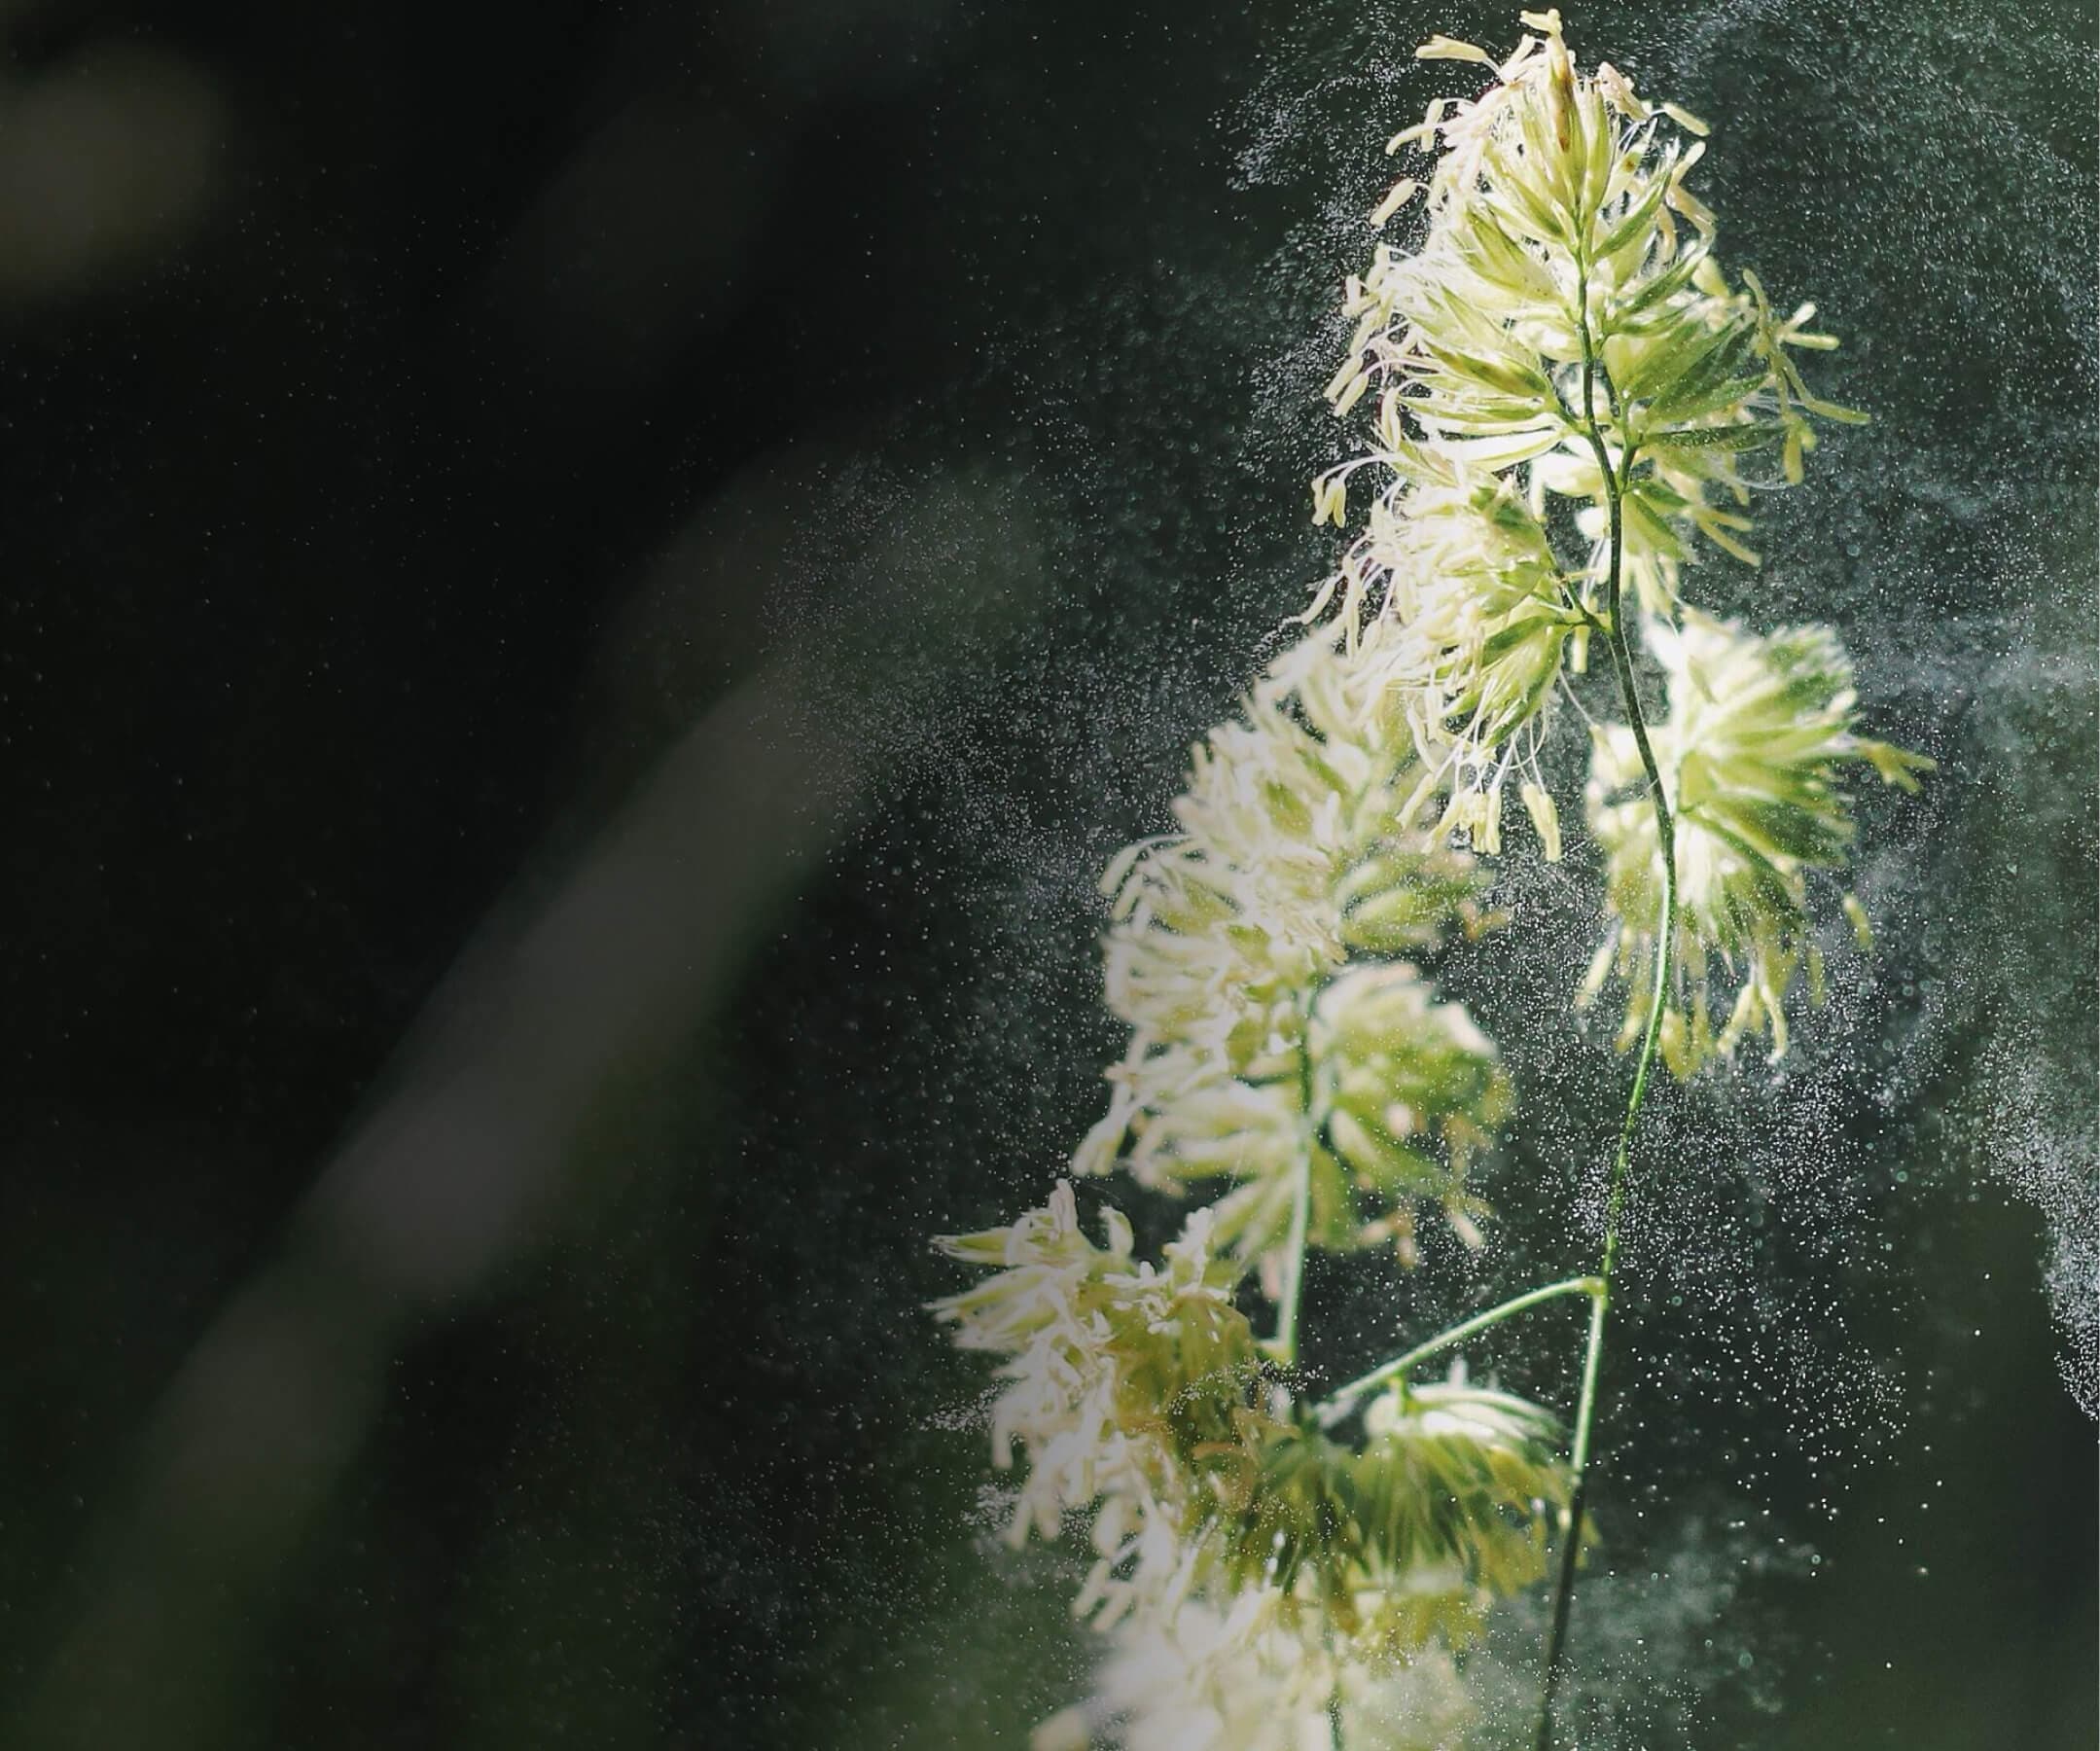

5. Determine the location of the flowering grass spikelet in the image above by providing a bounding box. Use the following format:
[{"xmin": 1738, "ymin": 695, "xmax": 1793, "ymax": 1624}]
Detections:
[
  {"xmin": 1096, "ymin": 1590, "xmax": 1474, "ymax": 1751},
  {"xmin": 932, "ymin": 1187, "xmax": 1264, "ymax": 1566},
  {"xmin": 1080, "ymin": 632, "xmax": 1512, "ymax": 1274},
  {"xmin": 1583, "ymin": 612, "xmax": 1933, "ymax": 1075},
  {"xmin": 1313, "ymin": 7, "xmax": 1871, "ymax": 856},
  {"xmin": 933, "ymin": 1184, "xmax": 1571, "ymax": 1743}
]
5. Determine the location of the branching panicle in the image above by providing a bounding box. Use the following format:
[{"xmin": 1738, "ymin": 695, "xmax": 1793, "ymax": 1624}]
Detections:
[{"xmin": 934, "ymin": 14, "xmax": 1928, "ymax": 1747}]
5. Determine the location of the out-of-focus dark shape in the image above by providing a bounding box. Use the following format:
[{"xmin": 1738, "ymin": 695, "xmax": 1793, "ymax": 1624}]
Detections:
[
  {"xmin": 12, "ymin": 457, "xmax": 1048, "ymax": 1748},
  {"xmin": 0, "ymin": 42, "xmax": 220, "ymax": 304},
  {"xmin": 492, "ymin": 97, "xmax": 770, "ymax": 394}
]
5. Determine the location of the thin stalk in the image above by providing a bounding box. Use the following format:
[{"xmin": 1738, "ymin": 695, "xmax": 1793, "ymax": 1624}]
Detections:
[
  {"xmin": 1317, "ymin": 1275, "xmax": 1604, "ymax": 1425},
  {"xmin": 1273, "ymin": 1145, "xmax": 1314, "ymax": 1367},
  {"xmin": 1271, "ymin": 995, "xmax": 1324, "ymax": 1366},
  {"xmin": 1534, "ymin": 262, "xmax": 1680, "ymax": 1751}
]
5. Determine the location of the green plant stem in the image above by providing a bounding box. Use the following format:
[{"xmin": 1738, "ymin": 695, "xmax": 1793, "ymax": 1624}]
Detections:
[
  {"xmin": 1534, "ymin": 268, "xmax": 1680, "ymax": 1751},
  {"xmin": 1273, "ymin": 1145, "xmax": 1314, "ymax": 1367},
  {"xmin": 1272, "ymin": 996, "xmax": 1323, "ymax": 1367},
  {"xmin": 1317, "ymin": 1275, "xmax": 1604, "ymax": 1424}
]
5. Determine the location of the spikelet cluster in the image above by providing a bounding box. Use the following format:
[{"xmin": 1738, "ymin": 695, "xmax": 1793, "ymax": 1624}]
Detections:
[
  {"xmin": 1312, "ymin": 6, "xmax": 1926, "ymax": 1075},
  {"xmin": 1077, "ymin": 630, "xmax": 1511, "ymax": 1270},
  {"xmin": 936, "ymin": 1190, "xmax": 1569, "ymax": 1751},
  {"xmin": 1583, "ymin": 612, "xmax": 1931, "ymax": 1074},
  {"xmin": 931, "ymin": 1187, "xmax": 1254, "ymax": 1554},
  {"xmin": 1083, "ymin": 1595, "xmax": 1473, "ymax": 1751},
  {"xmin": 932, "ymin": 625, "xmax": 1565, "ymax": 1742}
]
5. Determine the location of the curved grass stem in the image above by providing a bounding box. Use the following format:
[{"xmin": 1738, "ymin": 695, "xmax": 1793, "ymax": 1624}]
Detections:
[
  {"xmin": 1534, "ymin": 260, "xmax": 1680, "ymax": 1751},
  {"xmin": 1317, "ymin": 1275, "xmax": 1604, "ymax": 1426}
]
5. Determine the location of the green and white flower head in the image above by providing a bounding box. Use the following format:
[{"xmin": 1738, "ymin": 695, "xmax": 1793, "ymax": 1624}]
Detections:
[
  {"xmin": 1341, "ymin": 470, "xmax": 1580, "ymax": 857},
  {"xmin": 932, "ymin": 606, "xmax": 1580, "ymax": 1743},
  {"xmin": 934, "ymin": 1180, "xmax": 1573, "ymax": 1738},
  {"xmin": 1583, "ymin": 611, "xmax": 1932, "ymax": 1076},
  {"xmin": 1313, "ymin": 8, "xmax": 1865, "ymax": 855},
  {"xmin": 1049, "ymin": 1369, "xmax": 1566, "ymax": 1744},
  {"xmin": 931, "ymin": 1185, "xmax": 1257, "ymax": 1551},
  {"xmin": 1090, "ymin": 1592, "xmax": 1474, "ymax": 1751},
  {"xmin": 1209, "ymin": 1376, "xmax": 1570, "ymax": 1643},
  {"xmin": 1080, "ymin": 631, "xmax": 1510, "ymax": 1274}
]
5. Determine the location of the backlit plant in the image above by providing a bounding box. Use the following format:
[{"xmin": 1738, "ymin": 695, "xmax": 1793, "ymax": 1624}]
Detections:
[{"xmin": 933, "ymin": 14, "xmax": 1928, "ymax": 1747}]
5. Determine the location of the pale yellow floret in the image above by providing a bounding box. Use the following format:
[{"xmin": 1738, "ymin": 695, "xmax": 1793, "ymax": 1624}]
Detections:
[
  {"xmin": 1370, "ymin": 177, "xmax": 1421, "ymax": 227},
  {"xmin": 1416, "ymin": 35, "xmax": 1493, "ymax": 64}
]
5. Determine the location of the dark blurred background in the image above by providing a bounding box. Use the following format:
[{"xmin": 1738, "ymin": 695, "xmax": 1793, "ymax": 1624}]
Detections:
[{"xmin": 0, "ymin": 0, "xmax": 2092, "ymax": 1746}]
